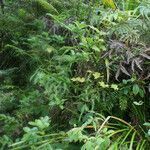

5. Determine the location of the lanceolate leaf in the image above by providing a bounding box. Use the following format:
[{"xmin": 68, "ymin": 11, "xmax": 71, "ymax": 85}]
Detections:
[
  {"xmin": 140, "ymin": 53, "xmax": 150, "ymax": 60},
  {"xmin": 143, "ymin": 122, "xmax": 150, "ymax": 127},
  {"xmin": 105, "ymin": 59, "xmax": 110, "ymax": 83},
  {"xmin": 115, "ymin": 68, "xmax": 121, "ymax": 80},
  {"xmin": 33, "ymin": 0, "xmax": 59, "ymax": 15},
  {"xmin": 133, "ymin": 101, "xmax": 143, "ymax": 106},
  {"xmin": 120, "ymin": 65, "xmax": 131, "ymax": 76},
  {"xmin": 132, "ymin": 84, "xmax": 140, "ymax": 95}
]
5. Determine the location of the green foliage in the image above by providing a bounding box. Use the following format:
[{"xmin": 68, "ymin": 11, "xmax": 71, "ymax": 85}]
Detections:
[
  {"xmin": 9, "ymin": 114, "xmax": 149, "ymax": 149},
  {"xmin": 32, "ymin": 0, "xmax": 59, "ymax": 15},
  {"xmin": 0, "ymin": 0, "xmax": 150, "ymax": 149}
]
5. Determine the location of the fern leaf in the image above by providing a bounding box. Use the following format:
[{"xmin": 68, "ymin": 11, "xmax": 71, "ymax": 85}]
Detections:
[{"xmin": 32, "ymin": 0, "xmax": 58, "ymax": 15}]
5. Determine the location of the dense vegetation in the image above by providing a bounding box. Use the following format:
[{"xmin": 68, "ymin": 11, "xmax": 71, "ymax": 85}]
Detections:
[{"xmin": 0, "ymin": 0, "xmax": 150, "ymax": 149}]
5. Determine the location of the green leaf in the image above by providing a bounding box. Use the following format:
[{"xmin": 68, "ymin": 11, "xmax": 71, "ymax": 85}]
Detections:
[
  {"xmin": 92, "ymin": 46, "xmax": 100, "ymax": 52},
  {"xmin": 98, "ymin": 137, "xmax": 110, "ymax": 150},
  {"xmin": 93, "ymin": 72, "xmax": 101, "ymax": 79},
  {"xmin": 29, "ymin": 116, "xmax": 50, "ymax": 130},
  {"xmin": 148, "ymin": 129, "xmax": 150, "ymax": 136},
  {"xmin": 111, "ymin": 84, "xmax": 119, "ymax": 90},
  {"xmin": 122, "ymin": 80, "xmax": 128, "ymax": 84},
  {"xmin": 132, "ymin": 84, "xmax": 140, "ymax": 95},
  {"xmin": 46, "ymin": 46, "xmax": 54, "ymax": 53},
  {"xmin": 99, "ymin": 81, "xmax": 109, "ymax": 88},
  {"xmin": 139, "ymin": 89, "xmax": 145, "ymax": 98},
  {"xmin": 102, "ymin": 0, "xmax": 116, "ymax": 9},
  {"xmin": 67, "ymin": 128, "xmax": 88, "ymax": 142},
  {"xmin": 133, "ymin": 101, "xmax": 143, "ymax": 106},
  {"xmin": 108, "ymin": 142, "xmax": 118, "ymax": 150},
  {"xmin": 33, "ymin": 0, "xmax": 59, "ymax": 15},
  {"xmin": 71, "ymin": 77, "xmax": 85, "ymax": 83},
  {"xmin": 143, "ymin": 122, "xmax": 150, "ymax": 127},
  {"xmin": 81, "ymin": 140, "xmax": 95, "ymax": 150}
]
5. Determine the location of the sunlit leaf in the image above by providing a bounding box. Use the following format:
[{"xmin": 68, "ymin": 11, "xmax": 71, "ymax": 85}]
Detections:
[
  {"xmin": 71, "ymin": 77, "xmax": 85, "ymax": 83},
  {"xmin": 92, "ymin": 46, "xmax": 100, "ymax": 52},
  {"xmin": 93, "ymin": 72, "xmax": 101, "ymax": 79},
  {"xmin": 99, "ymin": 81, "xmax": 109, "ymax": 88},
  {"xmin": 143, "ymin": 122, "xmax": 150, "ymax": 127},
  {"xmin": 111, "ymin": 84, "xmax": 119, "ymax": 90},
  {"xmin": 133, "ymin": 101, "xmax": 143, "ymax": 106},
  {"xmin": 102, "ymin": 0, "xmax": 116, "ymax": 9},
  {"xmin": 46, "ymin": 46, "xmax": 54, "ymax": 53}
]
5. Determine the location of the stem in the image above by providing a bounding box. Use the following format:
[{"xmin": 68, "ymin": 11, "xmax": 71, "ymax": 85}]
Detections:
[{"xmin": 97, "ymin": 115, "xmax": 142, "ymax": 139}]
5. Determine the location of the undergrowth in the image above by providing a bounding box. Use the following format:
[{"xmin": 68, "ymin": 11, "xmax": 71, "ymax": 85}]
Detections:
[{"xmin": 0, "ymin": 0, "xmax": 150, "ymax": 149}]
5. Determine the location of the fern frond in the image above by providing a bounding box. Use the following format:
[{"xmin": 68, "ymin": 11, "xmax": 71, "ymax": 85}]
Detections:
[{"xmin": 32, "ymin": 0, "xmax": 59, "ymax": 15}]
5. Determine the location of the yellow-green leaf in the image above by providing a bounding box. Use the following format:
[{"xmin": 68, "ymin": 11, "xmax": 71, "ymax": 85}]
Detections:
[
  {"xmin": 87, "ymin": 70, "xmax": 92, "ymax": 73},
  {"xmin": 99, "ymin": 81, "xmax": 109, "ymax": 88},
  {"xmin": 102, "ymin": 0, "xmax": 116, "ymax": 9},
  {"xmin": 46, "ymin": 46, "xmax": 54, "ymax": 53},
  {"xmin": 93, "ymin": 72, "xmax": 101, "ymax": 79},
  {"xmin": 71, "ymin": 77, "xmax": 85, "ymax": 83},
  {"xmin": 111, "ymin": 84, "xmax": 119, "ymax": 90}
]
